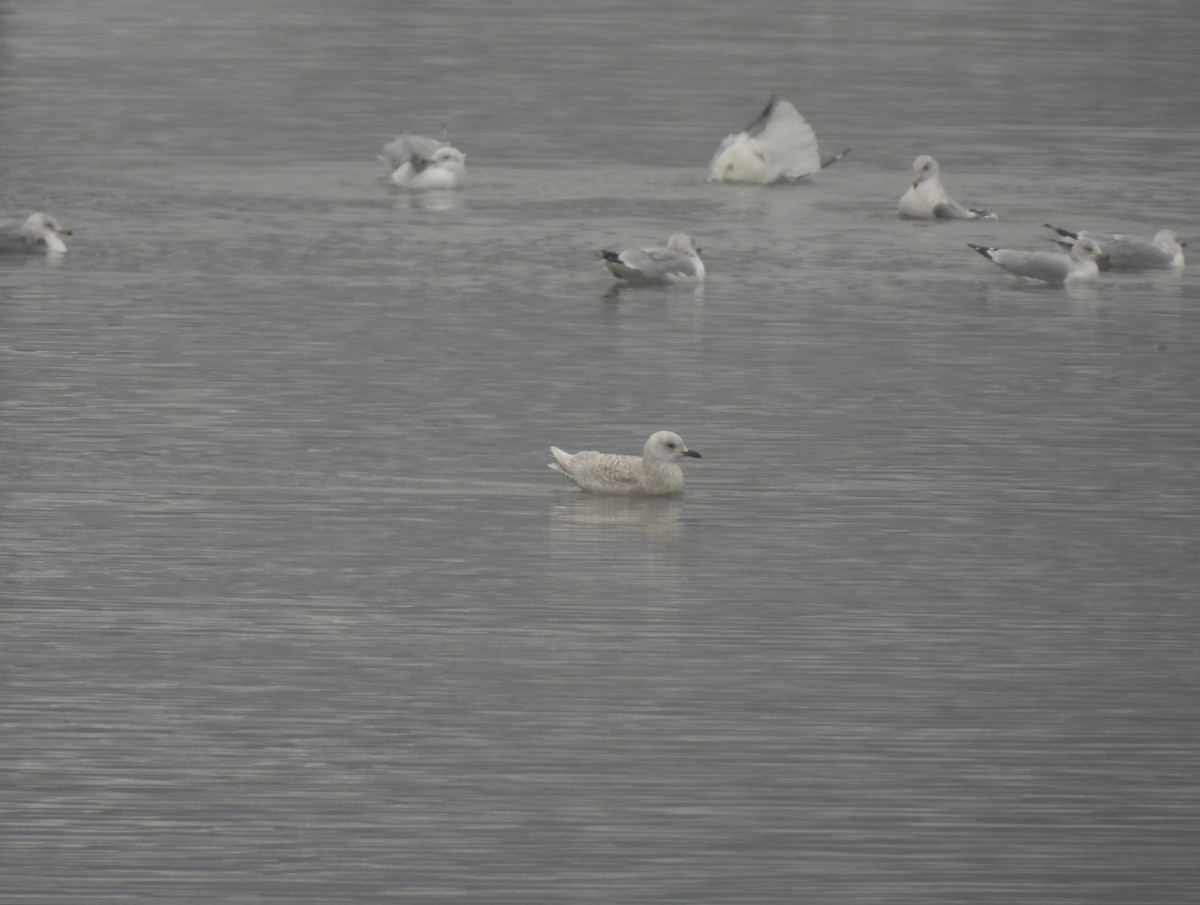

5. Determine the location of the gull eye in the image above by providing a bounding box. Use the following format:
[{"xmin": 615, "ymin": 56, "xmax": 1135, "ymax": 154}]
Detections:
[{"xmin": 666, "ymin": 442, "xmax": 676, "ymax": 449}]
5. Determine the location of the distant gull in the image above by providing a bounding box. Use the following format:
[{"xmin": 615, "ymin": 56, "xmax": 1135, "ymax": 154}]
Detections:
[
  {"xmin": 899, "ymin": 155, "xmax": 997, "ymax": 220},
  {"xmin": 968, "ymin": 237, "xmax": 1104, "ymax": 285},
  {"xmin": 379, "ymin": 133, "xmax": 466, "ymax": 189},
  {"xmin": 0, "ymin": 212, "xmax": 72, "ymax": 254},
  {"xmin": 708, "ymin": 95, "xmax": 850, "ymax": 183},
  {"xmin": 599, "ymin": 233, "xmax": 705, "ymax": 285},
  {"xmin": 548, "ymin": 431, "xmax": 702, "ymax": 496},
  {"xmin": 1044, "ymin": 224, "xmax": 1185, "ymax": 271}
]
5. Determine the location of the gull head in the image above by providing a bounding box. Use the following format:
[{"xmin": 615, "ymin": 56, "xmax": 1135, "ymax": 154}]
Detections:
[
  {"xmin": 666, "ymin": 233, "xmax": 702, "ymax": 257},
  {"xmin": 422, "ymin": 146, "xmax": 466, "ymax": 173},
  {"xmin": 1072, "ymin": 236, "xmax": 1106, "ymax": 264},
  {"xmin": 644, "ymin": 430, "xmax": 701, "ymax": 463},
  {"xmin": 911, "ymin": 154, "xmax": 939, "ymax": 187},
  {"xmin": 1154, "ymin": 229, "xmax": 1185, "ymax": 249},
  {"xmin": 26, "ymin": 212, "xmax": 72, "ymax": 238},
  {"xmin": 24, "ymin": 212, "xmax": 71, "ymax": 252}
]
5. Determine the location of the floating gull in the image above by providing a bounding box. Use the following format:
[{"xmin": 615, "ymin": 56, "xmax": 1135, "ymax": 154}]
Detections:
[
  {"xmin": 968, "ymin": 237, "xmax": 1104, "ymax": 285},
  {"xmin": 380, "ymin": 133, "xmax": 466, "ymax": 189},
  {"xmin": 0, "ymin": 212, "xmax": 72, "ymax": 254},
  {"xmin": 708, "ymin": 95, "xmax": 850, "ymax": 183},
  {"xmin": 899, "ymin": 155, "xmax": 997, "ymax": 220},
  {"xmin": 1044, "ymin": 224, "xmax": 1185, "ymax": 271},
  {"xmin": 599, "ymin": 233, "xmax": 705, "ymax": 285},
  {"xmin": 549, "ymin": 431, "xmax": 702, "ymax": 496}
]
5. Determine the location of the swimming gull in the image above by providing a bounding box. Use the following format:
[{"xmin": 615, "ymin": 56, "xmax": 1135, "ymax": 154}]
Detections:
[
  {"xmin": 380, "ymin": 133, "xmax": 466, "ymax": 189},
  {"xmin": 899, "ymin": 155, "xmax": 997, "ymax": 220},
  {"xmin": 548, "ymin": 430, "xmax": 702, "ymax": 496},
  {"xmin": 1044, "ymin": 224, "xmax": 1185, "ymax": 271},
  {"xmin": 599, "ymin": 233, "xmax": 705, "ymax": 285},
  {"xmin": 0, "ymin": 212, "xmax": 72, "ymax": 254},
  {"xmin": 968, "ymin": 237, "xmax": 1104, "ymax": 285},
  {"xmin": 709, "ymin": 95, "xmax": 850, "ymax": 183}
]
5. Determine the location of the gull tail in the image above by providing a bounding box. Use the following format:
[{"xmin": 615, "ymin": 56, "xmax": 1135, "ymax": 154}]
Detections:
[
  {"xmin": 967, "ymin": 243, "xmax": 998, "ymax": 262},
  {"xmin": 968, "ymin": 208, "xmax": 998, "ymax": 221},
  {"xmin": 1044, "ymin": 223, "xmax": 1079, "ymax": 240},
  {"xmin": 548, "ymin": 447, "xmax": 572, "ymax": 477}
]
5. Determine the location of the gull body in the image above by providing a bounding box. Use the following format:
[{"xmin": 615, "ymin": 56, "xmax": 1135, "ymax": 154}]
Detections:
[
  {"xmin": 600, "ymin": 233, "xmax": 705, "ymax": 285},
  {"xmin": 709, "ymin": 95, "xmax": 849, "ymax": 184},
  {"xmin": 548, "ymin": 431, "xmax": 702, "ymax": 496},
  {"xmin": 1044, "ymin": 224, "xmax": 1185, "ymax": 271},
  {"xmin": 0, "ymin": 212, "xmax": 72, "ymax": 253},
  {"xmin": 899, "ymin": 155, "xmax": 996, "ymax": 220},
  {"xmin": 381, "ymin": 134, "xmax": 466, "ymax": 189},
  {"xmin": 968, "ymin": 237, "xmax": 1104, "ymax": 285}
]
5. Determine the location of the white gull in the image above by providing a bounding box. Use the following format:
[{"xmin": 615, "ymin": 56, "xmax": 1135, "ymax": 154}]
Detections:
[
  {"xmin": 899, "ymin": 155, "xmax": 996, "ymax": 220},
  {"xmin": 709, "ymin": 95, "xmax": 850, "ymax": 184},
  {"xmin": 380, "ymin": 133, "xmax": 466, "ymax": 189},
  {"xmin": 0, "ymin": 212, "xmax": 72, "ymax": 254},
  {"xmin": 548, "ymin": 431, "xmax": 702, "ymax": 496}
]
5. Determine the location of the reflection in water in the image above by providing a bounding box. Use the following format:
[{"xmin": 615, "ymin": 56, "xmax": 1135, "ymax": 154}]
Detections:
[
  {"xmin": 1062, "ymin": 282, "xmax": 1100, "ymax": 303},
  {"xmin": 0, "ymin": 252, "xmax": 65, "ymax": 270},
  {"xmin": 1138, "ymin": 268, "xmax": 1189, "ymax": 298},
  {"xmin": 602, "ymin": 280, "xmax": 705, "ymax": 302},
  {"xmin": 546, "ymin": 494, "xmax": 689, "ymax": 585},
  {"xmin": 550, "ymin": 493, "xmax": 685, "ymax": 533},
  {"xmin": 393, "ymin": 189, "xmax": 466, "ymax": 212}
]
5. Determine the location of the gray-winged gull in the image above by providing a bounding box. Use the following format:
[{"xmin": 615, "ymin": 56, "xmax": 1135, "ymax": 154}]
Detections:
[
  {"xmin": 0, "ymin": 212, "xmax": 72, "ymax": 254},
  {"xmin": 968, "ymin": 237, "xmax": 1104, "ymax": 285},
  {"xmin": 900, "ymin": 155, "xmax": 997, "ymax": 220},
  {"xmin": 599, "ymin": 233, "xmax": 705, "ymax": 285},
  {"xmin": 548, "ymin": 431, "xmax": 702, "ymax": 496},
  {"xmin": 1044, "ymin": 224, "xmax": 1185, "ymax": 271}
]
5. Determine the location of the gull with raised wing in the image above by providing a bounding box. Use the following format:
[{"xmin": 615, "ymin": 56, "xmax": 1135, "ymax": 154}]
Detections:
[
  {"xmin": 599, "ymin": 233, "xmax": 705, "ymax": 285},
  {"xmin": 380, "ymin": 133, "xmax": 466, "ymax": 189},
  {"xmin": 548, "ymin": 431, "xmax": 702, "ymax": 496},
  {"xmin": 1044, "ymin": 224, "xmax": 1185, "ymax": 271},
  {"xmin": 0, "ymin": 212, "xmax": 72, "ymax": 254},
  {"xmin": 900, "ymin": 155, "xmax": 996, "ymax": 220},
  {"xmin": 709, "ymin": 95, "xmax": 850, "ymax": 184},
  {"xmin": 968, "ymin": 237, "xmax": 1105, "ymax": 285}
]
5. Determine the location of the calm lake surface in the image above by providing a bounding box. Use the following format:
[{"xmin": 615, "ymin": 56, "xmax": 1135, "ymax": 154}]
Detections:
[{"xmin": 2, "ymin": 1, "xmax": 1198, "ymax": 903}]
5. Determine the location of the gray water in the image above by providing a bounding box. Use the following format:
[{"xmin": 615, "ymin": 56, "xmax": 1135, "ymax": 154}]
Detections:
[{"xmin": 2, "ymin": 1, "xmax": 1198, "ymax": 903}]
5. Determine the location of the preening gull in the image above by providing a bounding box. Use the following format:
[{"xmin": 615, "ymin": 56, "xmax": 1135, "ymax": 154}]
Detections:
[
  {"xmin": 599, "ymin": 233, "xmax": 705, "ymax": 284},
  {"xmin": 968, "ymin": 237, "xmax": 1104, "ymax": 285},
  {"xmin": 899, "ymin": 155, "xmax": 997, "ymax": 220},
  {"xmin": 380, "ymin": 133, "xmax": 466, "ymax": 189},
  {"xmin": 709, "ymin": 95, "xmax": 850, "ymax": 183},
  {"xmin": 1044, "ymin": 224, "xmax": 1185, "ymax": 271},
  {"xmin": 0, "ymin": 212, "xmax": 72, "ymax": 253},
  {"xmin": 548, "ymin": 431, "xmax": 702, "ymax": 496}
]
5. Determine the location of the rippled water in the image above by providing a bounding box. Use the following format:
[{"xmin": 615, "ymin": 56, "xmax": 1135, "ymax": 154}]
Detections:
[{"xmin": 2, "ymin": 1, "xmax": 1198, "ymax": 903}]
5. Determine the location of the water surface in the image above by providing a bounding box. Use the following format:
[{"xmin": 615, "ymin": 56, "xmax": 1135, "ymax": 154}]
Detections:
[{"xmin": 2, "ymin": 1, "xmax": 1198, "ymax": 903}]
